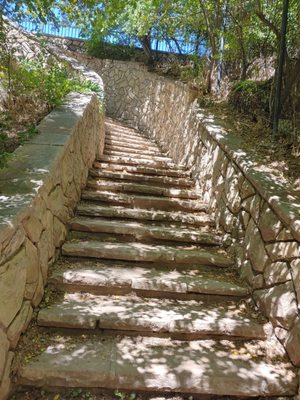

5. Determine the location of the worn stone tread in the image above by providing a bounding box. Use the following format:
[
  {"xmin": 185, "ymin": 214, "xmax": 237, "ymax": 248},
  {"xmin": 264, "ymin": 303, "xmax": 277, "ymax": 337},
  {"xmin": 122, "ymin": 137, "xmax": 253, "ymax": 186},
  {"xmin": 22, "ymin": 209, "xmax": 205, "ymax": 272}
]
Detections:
[
  {"xmin": 49, "ymin": 261, "xmax": 249, "ymax": 297},
  {"xmin": 105, "ymin": 135, "xmax": 159, "ymax": 149},
  {"xmin": 69, "ymin": 217, "xmax": 221, "ymax": 245},
  {"xmin": 94, "ymin": 161, "xmax": 191, "ymax": 178},
  {"xmin": 105, "ymin": 139, "xmax": 159, "ymax": 151},
  {"xmin": 81, "ymin": 190, "xmax": 207, "ymax": 212},
  {"xmin": 99, "ymin": 154, "xmax": 187, "ymax": 170},
  {"xmin": 76, "ymin": 203, "xmax": 214, "ymax": 227},
  {"xmin": 104, "ymin": 150, "xmax": 170, "ymax": 161},
  {"xmin": 105, "ymin": 129, "xmax": 150, "ymax": 141},
  {"xmin": 87, "ymin": 179, "xmax": 198, "ymax": 199},
  {"xmin": 104, "ymin": 146, "xmax": 161, "ymax": 157},
  {"xmin": 19, "ymin": 336, "xmax": 297, "ymax": 397},
  {"xmin": 38, "ymin": 294, "xmax": 265, "ymax": 339},
  {"xmin": 89, "ymin": 168, "xmax": 194, "ymax": 187},
  {"xmin": 62, "ymin": 241, "xmax": 233, "ymax": 267},
  {"xmin": 105, "ymin": 130, "xmax": 154, "ymax": 142}
]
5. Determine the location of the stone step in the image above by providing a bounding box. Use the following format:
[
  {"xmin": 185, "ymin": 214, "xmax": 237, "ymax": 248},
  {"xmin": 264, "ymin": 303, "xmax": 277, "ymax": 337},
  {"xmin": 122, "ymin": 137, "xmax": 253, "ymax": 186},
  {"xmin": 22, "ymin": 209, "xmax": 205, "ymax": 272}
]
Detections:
[
  {"xmin": 90, "ymin": 168, "xmax": 194, "ymax": 187},
  {"xmin": 69, "ymin": 217, "xmax": 221, "ymax": 245},
  {"xmin": 62, "ymin": 241, "xmax": 233, "ymax": 268},
  {"xmin": 49, "ymin": 260, "xmax": 249, "ymax": 298},
  {"xmin": 82, "ymin": 190, "xmax": 207, "ymax": 212},
  {"xmin": 98, "ymin": 155, "xmax": 187, "ymax": 170},
  {"xmin": 105, "ymin": 138, "xmax": 159, "ymax": 151},
  {"xmin": 104, "ymin": 144, "xmax": 161, "ymax": 156},
  {"xmin": 104, "ymin": 149, "xmax": 167, "ymax": 160},
  {"xmin": 76, "ymin": 203, "xmax": 215, "ymax": 227},
  {"xmin": 105, "ymin": 126, "xmax": 149, "ymax": 139},
  {"xmin": 38, "ymin": 293, "xmax": 266, "ymax": 340},
  {"xmin": 105, "ymin": 134, "xmax": 158, "ymax": 148},
  {"xmin": 19, "ymin": 335, "xmax": 297, "ymax": 397},
  {"xmin": 102, "ymin": 151, "xmax": 173, "ymax": 163},
  {"xmin": 94, "ymin": 161, "xmax": 191, "ymax": 178},
  {"xmin": 105, "ymin": 127, "xmax": 151, "ymax": 141},
  {"xmin": 87, "ymin": 179, "xmax": 198, "ymax": 199}
]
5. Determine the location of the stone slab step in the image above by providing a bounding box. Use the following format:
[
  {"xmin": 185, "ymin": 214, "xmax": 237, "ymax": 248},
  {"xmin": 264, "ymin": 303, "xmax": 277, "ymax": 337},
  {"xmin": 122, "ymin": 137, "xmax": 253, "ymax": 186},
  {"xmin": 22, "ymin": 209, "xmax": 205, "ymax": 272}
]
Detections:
[
  {"xmin": 19, "ymin": 335, "xmax": 297, "ymax": 397},
  {"xmin": 102, "ymin": 152, "xmax": 173, "ymax": 163},
  {"xmin": 98, "ymin": 155, "xmax": 187, "ymax": 170},
  {"xmin": 87, "ymin": 179, "xmax": 198, "ymax": 199},
  {"xmin": 69, "ymin": 217, "xmax": 221, "ymax": 245},
  {"xmin": 90, "ymin": 168, "xmax": 194, "ymax": 187},
  {"xmin": 38, "ymin": 294, "xmax": 265, "ymax": 340},
  {"xmin": 94, "ymin": 161, "xmax": 191, "ymax": 178},
  {"xmin": 105, "ymin": 128, "xmax": 151, "ymax": 141},
  {"xmin": 81, "ymin": 191, "xmax": 206, "ymax": 212},
  {"xmin": 76, "ymin": 203, "xmax": 215, "ymax": 227},
  {"xmin": 105, "ymin": 138, "xmax": 159, "ymax": 151},
  {"xmin": 49, "ymin": 260, "xmax": 249, "ymax": 298},
  {"xmin": 104, "ymin": 145, "xmax": 161, "ymax": 156},
  {"xmin": 105, "ymin": 134, "xmax": 158, "ymax": 148},
  {"xmin": 105, "ymin": 127, "xmax": 149, "ymax": 140},
  {"xmin": 62, "ymin": 241, "xmax": 233, "ymax": 267},
  {"xmin": 104, "ymin": 149, "xmax": 168, "ymax": 160}
]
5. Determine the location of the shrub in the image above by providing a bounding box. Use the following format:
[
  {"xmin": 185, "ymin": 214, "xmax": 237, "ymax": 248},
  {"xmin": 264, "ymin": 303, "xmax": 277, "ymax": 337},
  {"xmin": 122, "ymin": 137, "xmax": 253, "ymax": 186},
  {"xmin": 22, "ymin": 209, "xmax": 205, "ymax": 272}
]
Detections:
[{"xmin": 228, "ymin": 79, "xmax": 272, "ymax": 123}]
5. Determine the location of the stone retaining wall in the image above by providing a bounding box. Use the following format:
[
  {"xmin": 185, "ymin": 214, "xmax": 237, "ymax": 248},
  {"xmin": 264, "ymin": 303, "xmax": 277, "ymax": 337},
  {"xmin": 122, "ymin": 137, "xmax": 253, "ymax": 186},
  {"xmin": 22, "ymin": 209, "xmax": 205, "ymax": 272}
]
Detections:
[
  {"xmin": 0, "ymin": 90, "xmax": 105, "ymax": 399},
  {"xmin": 82, "ymin": 57, "xmax": 300, "ymax": 367}
]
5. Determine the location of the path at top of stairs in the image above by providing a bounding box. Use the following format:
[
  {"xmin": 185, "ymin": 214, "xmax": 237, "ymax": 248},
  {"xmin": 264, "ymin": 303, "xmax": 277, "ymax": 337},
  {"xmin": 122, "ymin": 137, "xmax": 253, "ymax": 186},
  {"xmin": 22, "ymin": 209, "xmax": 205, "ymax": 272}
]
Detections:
[{"xmin": 14, "ymin": 118, "xmax": 297, "ymax": 400}]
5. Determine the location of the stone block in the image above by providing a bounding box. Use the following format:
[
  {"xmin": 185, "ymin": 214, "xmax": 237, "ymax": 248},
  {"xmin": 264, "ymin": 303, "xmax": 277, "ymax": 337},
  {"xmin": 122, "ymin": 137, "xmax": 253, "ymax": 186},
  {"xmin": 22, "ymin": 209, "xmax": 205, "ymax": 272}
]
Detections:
[
  {"xmin": 0, "ymin": 228, "xmax": 25, "ymax": 266},
  {"xmin": 53, "ymin": 216, "xmax": 67, "ymax": 248},
  {"xmin": 239, "ymin": 180, "xmax": 256, "ymax": 200},
  {"xmin": 291, "ymin": 220, "xmax": 300, "ymax": 242},
  {"xmin": 277, "ymin": 228, "xmax": 294, "ymax": 241},
  {"xmin": 218, "ymin": 200, "xmax": 238, "ymax": 234},
  {"xmin": 240, "ymin": 260, "xmax": 264, "ymax": 289},
  {"xmin": 0, "ymin": 351, "xmax": 14, "ymax": 400},
  {"xmin": 22, "ymin": 214, "xmax": 43, "ymax": 244},
  {"xmin": 24, "ymin": 238, "xmax": 39, "ymax": 286},
  {"xmin": 245, "ymin": 219, "xmax": 269, "ymax": 272},
  {"xmin": 0, "ymin": 330, "xmax": 9, "ymax": 380},
  {"xmin": 7, "ymin": 301, "xmax": 33, "ymax": 349},
  {"xmin": 224, "ymin": 177, "xmax": 242, "ymax": 214},
  {"xmin": 266, "ymin": 242, "xmax": 300, "ymax": 262},
  {"xmin": 240, "ymin": 211, "xmax": 250, "ymax": 230},
  {"xmin": 44, "ymin": 185, "xmax": 69, "ymax": 223},
  {"xmin": 254, "ymin": 282, "xmax": 298, "ymax": 329},
  {"xmin": 285, "ymin": 319, "xmax": 300, "ymax": 366},
  {"xmin": 291, "ymin": 259, "xmax": 300, "ymax": 306},
  {"xmin": 243, "ymin": 194, "xmax": 261, "ymax": 223},
  {"xmin": 32, "ymin": 271, "xmax": 44, "ymax": 307},
  {"xmin": 0, "ymin": 248, "xmax": 27, "ymax": 328},
  {"xmin": 259, "ymin": 203, "xmax": 282, "ymax": 242},
  {"xmin": 264, "ymin": 261, "xmax": 291, "ymax": 286}
]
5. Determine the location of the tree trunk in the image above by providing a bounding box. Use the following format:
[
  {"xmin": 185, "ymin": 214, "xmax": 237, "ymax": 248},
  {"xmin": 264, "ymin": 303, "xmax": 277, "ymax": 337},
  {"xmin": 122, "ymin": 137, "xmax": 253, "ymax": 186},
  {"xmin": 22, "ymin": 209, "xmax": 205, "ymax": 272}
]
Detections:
[
  {"xmin": 281, "ymin": 57, "xmax": 300, "ymax": 110},
  {"xmin": 139, "ymin": 35, "xmax": 154, "ymax": 65}
]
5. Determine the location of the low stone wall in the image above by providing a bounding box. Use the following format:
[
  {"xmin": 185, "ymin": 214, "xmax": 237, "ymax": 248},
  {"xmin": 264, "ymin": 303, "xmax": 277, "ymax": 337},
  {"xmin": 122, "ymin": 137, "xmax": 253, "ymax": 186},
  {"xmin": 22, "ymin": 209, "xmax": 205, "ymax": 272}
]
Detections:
[
  {"xmin": 0, "ymin": 90, "xmax": 105, "ymax": 399},
  {"xmin": 81, "ymin": 57, "xmax": 300, "ymax": 366}
]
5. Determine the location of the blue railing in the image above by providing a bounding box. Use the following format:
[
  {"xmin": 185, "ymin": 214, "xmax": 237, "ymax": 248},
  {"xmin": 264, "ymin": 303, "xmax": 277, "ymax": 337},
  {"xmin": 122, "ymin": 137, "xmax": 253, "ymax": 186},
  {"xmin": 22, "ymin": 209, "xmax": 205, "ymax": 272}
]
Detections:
[{"xmin": 20, "ymin": 20, "xmax": 206, "ymax": 55}]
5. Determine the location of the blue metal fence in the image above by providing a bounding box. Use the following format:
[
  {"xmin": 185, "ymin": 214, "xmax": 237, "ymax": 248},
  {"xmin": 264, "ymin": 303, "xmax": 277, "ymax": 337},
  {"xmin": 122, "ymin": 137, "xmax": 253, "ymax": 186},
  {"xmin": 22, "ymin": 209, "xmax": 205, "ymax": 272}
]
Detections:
[{"xmin": 20, "ymin": 20, "xmax": 206, "ymax": 55}]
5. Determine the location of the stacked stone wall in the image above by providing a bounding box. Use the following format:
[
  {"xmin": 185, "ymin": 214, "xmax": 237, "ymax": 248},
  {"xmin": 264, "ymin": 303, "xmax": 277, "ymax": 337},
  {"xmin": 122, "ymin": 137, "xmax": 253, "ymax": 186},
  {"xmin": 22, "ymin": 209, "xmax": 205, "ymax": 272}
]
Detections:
[
  {"xmin": 0, "ymin": 91, "xmax": 105, "ymax": 399},
  {"xmin": 82, "ymin": 57, "xmax": 300, "ymax": 365}
]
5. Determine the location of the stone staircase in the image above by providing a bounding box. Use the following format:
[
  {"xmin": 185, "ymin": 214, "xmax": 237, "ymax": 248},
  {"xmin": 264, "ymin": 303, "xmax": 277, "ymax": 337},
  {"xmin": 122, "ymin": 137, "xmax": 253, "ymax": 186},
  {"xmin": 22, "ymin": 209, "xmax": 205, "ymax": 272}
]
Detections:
[{"xmin": 16, "ymin": 119, "xmax": 297, "ymax": 398}]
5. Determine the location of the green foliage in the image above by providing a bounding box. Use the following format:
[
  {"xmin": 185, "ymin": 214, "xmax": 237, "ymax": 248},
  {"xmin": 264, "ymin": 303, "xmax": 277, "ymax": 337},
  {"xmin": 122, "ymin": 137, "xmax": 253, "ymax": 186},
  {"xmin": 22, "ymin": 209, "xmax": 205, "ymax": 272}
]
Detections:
[
  {"xmin": 114, "ymin": 391, "xmax": 136, "ymax": 400},
  {"xmin": 87, "ymin": 39, "xmax": 145, "ymax": 62},
  {"xmin": 18, "ymin": 125, "xmax": 38, "ymax": 143},
  {"xmin": 229, "ymin": 79, "xmax": 272, "ymax": 122},
  {"xmin": 67, "ymin": 388, "xmax": 94, "ymax": 399}
]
